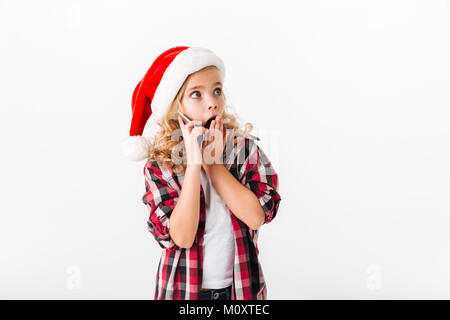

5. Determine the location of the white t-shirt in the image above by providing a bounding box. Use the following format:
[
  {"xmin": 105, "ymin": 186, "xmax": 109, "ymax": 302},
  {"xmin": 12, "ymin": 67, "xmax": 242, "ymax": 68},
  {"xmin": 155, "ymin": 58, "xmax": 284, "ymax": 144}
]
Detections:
[{"xmin": 200, "ymin": 166, "xmax": 235, "ymax": 289}]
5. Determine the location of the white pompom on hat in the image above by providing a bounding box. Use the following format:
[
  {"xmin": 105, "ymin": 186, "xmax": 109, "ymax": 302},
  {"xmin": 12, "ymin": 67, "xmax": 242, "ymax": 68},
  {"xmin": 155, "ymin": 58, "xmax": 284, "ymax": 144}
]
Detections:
[{"xmin": 121, "ymin": 46, "xmax": 226, "ymax": 161}]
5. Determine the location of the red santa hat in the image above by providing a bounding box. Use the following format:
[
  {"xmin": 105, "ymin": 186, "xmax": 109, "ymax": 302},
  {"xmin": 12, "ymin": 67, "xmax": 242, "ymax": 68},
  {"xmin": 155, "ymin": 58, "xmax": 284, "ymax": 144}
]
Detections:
[{"xmin": 121, "ymin": 46, "xmax": 226, "ymax": 161}]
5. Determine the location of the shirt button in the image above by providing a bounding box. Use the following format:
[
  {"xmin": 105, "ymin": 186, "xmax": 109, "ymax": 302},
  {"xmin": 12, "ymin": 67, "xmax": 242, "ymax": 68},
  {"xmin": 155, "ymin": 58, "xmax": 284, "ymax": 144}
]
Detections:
[{"xmin": 213, "ymin": 292, "xmax": 220, "ymax": 299}]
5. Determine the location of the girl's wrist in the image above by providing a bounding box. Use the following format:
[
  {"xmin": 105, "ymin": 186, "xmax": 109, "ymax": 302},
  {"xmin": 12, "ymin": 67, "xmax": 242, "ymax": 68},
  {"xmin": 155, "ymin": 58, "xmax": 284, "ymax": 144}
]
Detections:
[{"xmin": 186, "ymin": 163, "xmax": 202, "ymax": 171}]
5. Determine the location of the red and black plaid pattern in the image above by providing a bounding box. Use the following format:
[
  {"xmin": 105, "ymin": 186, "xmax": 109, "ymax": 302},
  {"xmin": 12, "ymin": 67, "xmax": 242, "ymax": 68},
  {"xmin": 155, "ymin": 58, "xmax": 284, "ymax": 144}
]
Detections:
[{"xmin": 142, "ymin": 136, "xmax": 281, "ymax": 300}]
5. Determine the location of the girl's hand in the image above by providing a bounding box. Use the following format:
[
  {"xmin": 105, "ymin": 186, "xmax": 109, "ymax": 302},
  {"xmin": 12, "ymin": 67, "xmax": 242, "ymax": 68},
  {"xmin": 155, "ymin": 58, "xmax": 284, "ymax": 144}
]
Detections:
[
  {"xmin": 178, "ymin": 116, "xmax": 207, "ymax": 165},
  {"xmin": 202, "ymin": 116, "xmax": 225, "ymax": 166}
]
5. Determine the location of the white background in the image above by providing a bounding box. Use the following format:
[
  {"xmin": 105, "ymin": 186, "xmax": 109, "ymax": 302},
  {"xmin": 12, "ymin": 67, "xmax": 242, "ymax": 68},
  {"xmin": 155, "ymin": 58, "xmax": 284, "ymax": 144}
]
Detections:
[{"xmin": 1, "ymin": 0, "xmax": 450, "ymax": 299}]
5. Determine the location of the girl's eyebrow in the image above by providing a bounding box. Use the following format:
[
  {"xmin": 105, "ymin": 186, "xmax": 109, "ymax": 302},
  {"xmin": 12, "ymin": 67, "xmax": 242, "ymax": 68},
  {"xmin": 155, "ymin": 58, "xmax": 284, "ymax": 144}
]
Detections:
[{"xmin": 188, "ymin": 81, "xmax": 222, "ymax": 92}]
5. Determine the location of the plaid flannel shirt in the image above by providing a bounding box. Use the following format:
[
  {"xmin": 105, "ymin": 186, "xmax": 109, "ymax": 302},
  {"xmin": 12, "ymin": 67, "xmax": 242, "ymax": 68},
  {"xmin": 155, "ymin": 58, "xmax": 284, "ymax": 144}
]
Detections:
[{"xmin": 142, "ymin": 134, "xmax": 281, "ymax": 300}]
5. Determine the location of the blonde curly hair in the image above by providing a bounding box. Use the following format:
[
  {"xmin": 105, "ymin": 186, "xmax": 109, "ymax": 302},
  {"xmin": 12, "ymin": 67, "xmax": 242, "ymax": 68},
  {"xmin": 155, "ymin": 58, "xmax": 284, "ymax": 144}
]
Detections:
[{"xmin": 146, "ymin": 66, "xmax": 254, "ymax": 174}]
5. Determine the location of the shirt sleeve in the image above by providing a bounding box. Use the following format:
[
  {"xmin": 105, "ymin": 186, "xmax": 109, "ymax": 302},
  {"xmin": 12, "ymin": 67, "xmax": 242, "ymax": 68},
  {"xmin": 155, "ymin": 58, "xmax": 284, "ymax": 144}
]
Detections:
[
  {"xmin": 242, "ymin": 138, "xmax": 282, "ymax": 225},
  {"xmin": 142, "ymin": 161, "xmax": 180, "ymax": 252}
]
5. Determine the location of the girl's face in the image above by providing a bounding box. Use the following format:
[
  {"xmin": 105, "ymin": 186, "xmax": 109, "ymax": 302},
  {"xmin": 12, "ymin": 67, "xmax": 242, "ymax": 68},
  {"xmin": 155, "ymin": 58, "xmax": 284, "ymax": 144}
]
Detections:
[{"xmin": 180, "ymin": 66, "xmax": 225, "ymax": 127}]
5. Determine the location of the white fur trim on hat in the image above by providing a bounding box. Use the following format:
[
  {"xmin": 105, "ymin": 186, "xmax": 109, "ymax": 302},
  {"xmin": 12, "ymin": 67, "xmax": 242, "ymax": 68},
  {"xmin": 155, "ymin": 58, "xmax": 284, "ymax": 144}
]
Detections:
[{"xmin": 121, "ymin": 135, "xmax": 151, "ymax": 161}]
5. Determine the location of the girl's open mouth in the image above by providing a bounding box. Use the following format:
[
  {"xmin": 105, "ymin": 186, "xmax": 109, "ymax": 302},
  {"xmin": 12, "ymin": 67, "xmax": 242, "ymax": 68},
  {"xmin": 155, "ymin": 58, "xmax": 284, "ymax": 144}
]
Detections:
[{"xmin": 205, "ymin": 115, "xmax": 217, "ymax": 129}]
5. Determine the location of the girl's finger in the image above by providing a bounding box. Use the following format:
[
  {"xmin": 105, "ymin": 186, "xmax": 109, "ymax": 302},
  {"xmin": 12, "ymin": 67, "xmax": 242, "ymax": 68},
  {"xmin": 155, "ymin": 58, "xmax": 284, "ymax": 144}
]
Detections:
[
  {"xmin": 214, "ymin": 117, "xmax": 220, "ymax": 131},
  {"xmin": 185, "ymin": 120, "xmax": 199, "ymax": 131},
  {"xmin": 217, "ymin": 118, "xmax": 222, "ymax": 136},
  {"xmin": 185, "ymin": 121, "xmax": 194, "ymax": 128},
  {"xmin": 209, "ymin": 121, "xmax": 215, "ymax": 139},
  {"xmin": 217, "ymin": 117, "xmax": 222, "ymax": 130},
  {"xmin": 216, "ymin": 117, "xmax": 223, "ymax": 141},
  {"xmin": 178, "ymin": 116, "xmax": 186, "ymax": 136}
]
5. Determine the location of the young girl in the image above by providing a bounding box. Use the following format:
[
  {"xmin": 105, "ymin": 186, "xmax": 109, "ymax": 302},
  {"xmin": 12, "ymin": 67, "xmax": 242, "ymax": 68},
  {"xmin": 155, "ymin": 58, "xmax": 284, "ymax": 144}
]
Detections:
[{"xmin": 121, "ymin": 46, "xmax": 281, "ymax": 300}]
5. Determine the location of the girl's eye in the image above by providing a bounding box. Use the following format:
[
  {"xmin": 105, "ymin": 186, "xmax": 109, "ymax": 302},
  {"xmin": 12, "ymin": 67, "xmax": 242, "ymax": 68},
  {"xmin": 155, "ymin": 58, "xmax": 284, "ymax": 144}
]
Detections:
[{"xmin": 190, "ymin": 88, "xmax": 222, "ymax": 98}]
